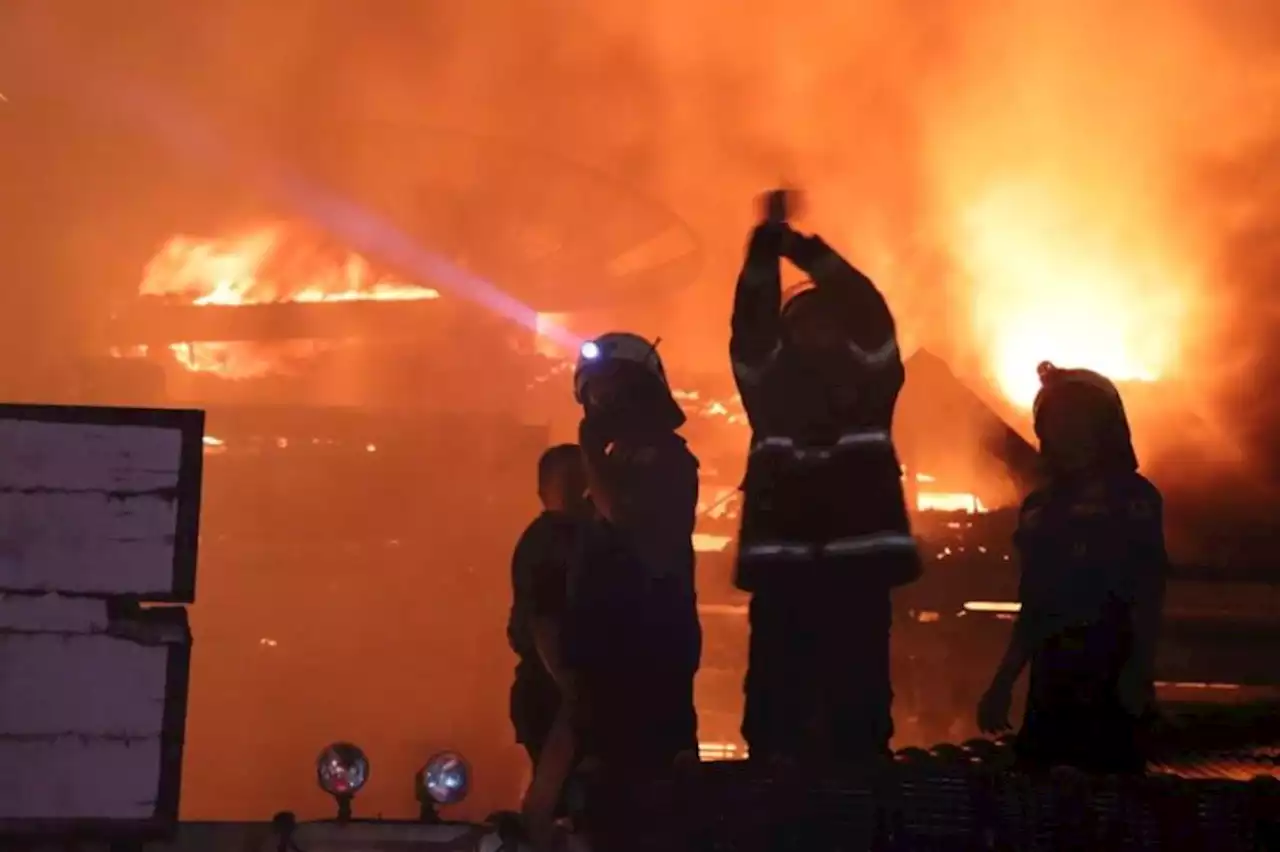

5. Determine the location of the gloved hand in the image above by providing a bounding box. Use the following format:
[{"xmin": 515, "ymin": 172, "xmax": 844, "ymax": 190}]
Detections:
[
  {"xmin": 745, "ymin": 220, "xmax": 795, "ymax": 262},
  {"xmin": 577, "ymin": 416, "xmax": 609, "ymax": 457}
]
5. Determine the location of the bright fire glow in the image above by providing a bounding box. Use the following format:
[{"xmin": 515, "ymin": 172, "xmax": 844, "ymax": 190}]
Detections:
[
  {"xmin": 698, "ymin": 742, "xmax": 747, "ymax": 761},
  {"xmin": 140, "ymin": 224, "xmax": 440, "ymax": 378},
  {"xmin": 911, "ymin": 472, "xmax": 988, "ymax": 514},
  {"xmin": 692, "ymin": 533, "xmax": 733, "ymax": 553},
  {"xmin": 954, "ymin": 183, "xmax": 1188, "ymax": 409},
  {"xmin": 143, "ymin": 225, "xmax": 438, "ymax": 306},
  {"xmin": 963, "ymin": 601, "xmax": 1022, "ymax": 613},
  {"xmin": 918, "ymin": 492, "xmax": 987, "ymax": 513}
]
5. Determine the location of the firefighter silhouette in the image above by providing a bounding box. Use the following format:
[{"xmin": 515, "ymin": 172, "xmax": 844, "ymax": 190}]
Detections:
[
  {"xmin": 562, "ymin": 332, "xmax": 701, "ymax": 769},
  {"xmin": 977, "ymin": 362, "xmax": 1167, "ymax": 774},
  {"xmin": 524, "ymin": 336, "xmax": 701, "ymax": 847},
  {"xmin": 729, "ymin": 191, "xmax": 921, "ymax": 767}
]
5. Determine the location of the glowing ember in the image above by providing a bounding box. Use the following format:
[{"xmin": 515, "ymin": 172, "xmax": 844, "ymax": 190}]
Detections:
[
  {"xmin": 911, "ymin": 472, "xmax": 989, "ymax": 514},
  {"xmin": 918, "ymin": 491, "xmax": 988, "ymax": 514},
  {"xmin": 692, "ymin": 533, "xmax": 733, "ymax": 553},
  {"xmin": 963, "ymin": 601, "xmax": 1022, "ymax": 614},
  {"xmin": 698, "ymin": 742, "xmax": 747, "ymax": 761},
  {"xmin": 140, "ymin": 224, "xmax": 439, "ymax": 378},
  {"xmin": 169, "ymin": 340, "xmax": 338, "ymax": 379}
]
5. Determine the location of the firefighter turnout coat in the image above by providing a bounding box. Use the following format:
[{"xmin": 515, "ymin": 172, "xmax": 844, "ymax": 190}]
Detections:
[{"xmin": 729, "ymin": 225, "xmax": 921, "ymax": 593}]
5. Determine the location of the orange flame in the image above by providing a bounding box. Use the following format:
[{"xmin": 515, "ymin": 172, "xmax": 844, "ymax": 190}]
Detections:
[
  {"xmin": 953, "ymin": 183, "xmax": 1189, "ymax": 409},
  {"xmin": 140, "ymin": 224, "xmax": 440, "ymax": 378}
]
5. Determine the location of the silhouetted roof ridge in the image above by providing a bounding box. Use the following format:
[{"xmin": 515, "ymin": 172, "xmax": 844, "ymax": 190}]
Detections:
[{"xmin": 897, "ymin": 350, "xmax": 1042, "ymax": 492}]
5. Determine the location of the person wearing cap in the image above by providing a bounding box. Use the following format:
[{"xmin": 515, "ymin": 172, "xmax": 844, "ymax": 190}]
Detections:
[
  {"xmin": 976, "ymin": 362, "xmax": 1168, "ymax": 774},
  {"xmin": 729, "ymin": 191, "xmax": 921, "ymax": 768}
]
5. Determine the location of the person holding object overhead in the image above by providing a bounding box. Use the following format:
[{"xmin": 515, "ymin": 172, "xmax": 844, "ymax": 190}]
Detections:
[
  {"xmin": 977, "ymin": 362, "xmax": 1167, "ymax": 774},
  {"xmin": 730, "ymin": 190, "xmax": 921, "ymax": 768}
]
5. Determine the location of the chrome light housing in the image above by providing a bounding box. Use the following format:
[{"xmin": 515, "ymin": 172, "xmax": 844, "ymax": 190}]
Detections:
[
  {"xmin": 316, "ymin": 742, "xmax": 370, "ymax": 799},
  {"xmin": 419, "ymin": 750, "xmax": 470, "ymax": 806}
]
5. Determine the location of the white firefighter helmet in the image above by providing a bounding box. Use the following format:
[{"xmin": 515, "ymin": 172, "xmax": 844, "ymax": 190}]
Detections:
[{"xmin": 573, "ymin": 331, "xmax": 668, "ymax": 403}]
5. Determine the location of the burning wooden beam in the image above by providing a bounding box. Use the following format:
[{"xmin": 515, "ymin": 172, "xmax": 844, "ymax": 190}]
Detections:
[{"xmin": 106, "ymin": 299, "xmax": 461, "ymax": 346}]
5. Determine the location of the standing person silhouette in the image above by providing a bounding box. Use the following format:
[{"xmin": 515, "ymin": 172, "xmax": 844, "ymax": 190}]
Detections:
[
  {"xmin": 729, "ymin": 191, "xmax": 921, "ymax": 768},
  {"xmin": 977, "ymin": 362, "xmax": 1167, "ymax": 774},
  {"xmin": 508, "ymin": 445, "xmax": 592, "ymax": 783},
  {"xmin": 524, "ymin": 333, "xmax": 701, "ymax": 850}
]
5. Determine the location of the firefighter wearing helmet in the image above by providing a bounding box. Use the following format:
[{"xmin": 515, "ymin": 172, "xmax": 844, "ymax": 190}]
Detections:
[
  {"xmin": 540, "ymin": 331, "xmax": 700, "ymax": 836},
  {"xmin": 977, "ymin": 362, "xmax": 1167, "ymax": 774},
  {"xmin": 729, "ymin": 191, "xmax": 921, "ymax": 768}
]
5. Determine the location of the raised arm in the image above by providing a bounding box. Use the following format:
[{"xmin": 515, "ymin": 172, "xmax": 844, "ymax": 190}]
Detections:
[
  {"xmin": 785, "ymin": 233, "xmax": 902, "ymax": 374},
  {"xmin": 729, "ymin": 224, "xmax": 786, "ymax": 393}
]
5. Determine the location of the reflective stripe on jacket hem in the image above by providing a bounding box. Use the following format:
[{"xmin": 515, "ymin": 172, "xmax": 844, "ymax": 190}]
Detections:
[
  {"xmin": 738, "ymin": 532, "xmax": 918, "ymax": 561},
  {"xmin": 750, "ymin": 430, "xmax": 892, "ymax": 460}
]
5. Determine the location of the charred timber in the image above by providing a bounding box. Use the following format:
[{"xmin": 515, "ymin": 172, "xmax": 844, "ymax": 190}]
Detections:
[{"xmin": 108, "ymin": 300, "xmax": 460, "ymax": 345}]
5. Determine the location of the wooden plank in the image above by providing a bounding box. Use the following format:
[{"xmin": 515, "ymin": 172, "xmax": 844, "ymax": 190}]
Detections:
[
  {"xmin": 0, "ymin": 632, "xmax": 169, "ymax": 737},
  {"xmin": 0, "ymin": 737, "xmax": 164, "ymax": 822},
  {"xmin": 0, "ymin": 405, "xmax": 203, "ymax": 601},
  {"xmin": 0, "ymin": 607, "xmax": 190, "ymax": 831},
  {"xmin": 0, "ymin": 594, "xmax": 107, "ymax": 633}
]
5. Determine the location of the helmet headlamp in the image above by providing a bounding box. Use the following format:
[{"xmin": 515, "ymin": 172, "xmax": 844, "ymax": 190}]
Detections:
[{"xmin": 572, "ymin": 331, "xmax": 667, "ymax": 404}]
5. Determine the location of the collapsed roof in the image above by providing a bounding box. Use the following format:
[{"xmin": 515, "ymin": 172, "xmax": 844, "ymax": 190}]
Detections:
[{"xmin": 895, "ymin": 349, "xmax": 1041, "ymax": 508}]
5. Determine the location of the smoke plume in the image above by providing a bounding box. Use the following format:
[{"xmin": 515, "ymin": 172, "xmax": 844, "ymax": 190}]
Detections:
[{"xmin": 3, "ymin": 0, "xmax": 1279, "ymax": 472}]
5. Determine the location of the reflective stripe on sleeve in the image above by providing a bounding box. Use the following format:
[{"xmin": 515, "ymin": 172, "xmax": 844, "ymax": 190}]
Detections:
[
  {"xmin": 731, "ymin": 340, "xmax": 782, "ymax": 385},
  {"xmin": 847, "ymin": 338, "xmax": 899, "ymax": 368},
  {"xmin": 749, "ymin": 429, "xmax": 892, "ymax": 459}
]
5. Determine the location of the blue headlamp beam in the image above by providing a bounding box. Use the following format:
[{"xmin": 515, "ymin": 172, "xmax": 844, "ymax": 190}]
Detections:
[{"xmin": 15, "ymin": 37, "xmax": 583, "ymax": 353}]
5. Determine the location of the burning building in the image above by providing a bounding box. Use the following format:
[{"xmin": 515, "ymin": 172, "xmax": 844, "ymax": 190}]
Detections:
[
  {"xmin": 4, "ymin": 0, "xmax": 1280, "ymax": 831},
  {"xmin": 0, "ymin": 180, "xmax": 1256, "ymax": 822},
  {"xmin": 97, "ymin": 217, "xmax": 1280, "ymax": 761}
]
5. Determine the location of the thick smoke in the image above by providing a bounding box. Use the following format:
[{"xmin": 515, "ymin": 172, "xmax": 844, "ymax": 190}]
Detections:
[{"xmin": 5, "ymin": 0, "xmax": 1279, "ymax": 473}]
